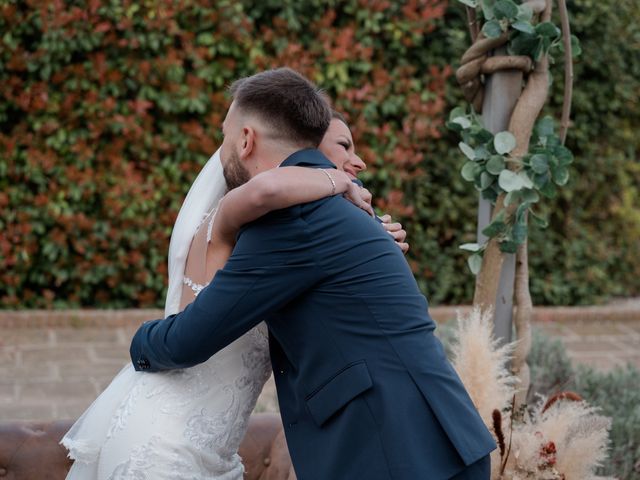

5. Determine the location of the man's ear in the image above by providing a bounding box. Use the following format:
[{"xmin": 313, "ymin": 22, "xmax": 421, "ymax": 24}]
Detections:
[{"xmin": 239, "ymin": 126, "xmax": 255, "ymax": 159}]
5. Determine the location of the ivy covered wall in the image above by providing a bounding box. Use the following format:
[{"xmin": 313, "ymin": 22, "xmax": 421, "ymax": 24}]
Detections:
[{"xmin": 0, "ymin": 0, "xmax": 638, "ymax": 308}]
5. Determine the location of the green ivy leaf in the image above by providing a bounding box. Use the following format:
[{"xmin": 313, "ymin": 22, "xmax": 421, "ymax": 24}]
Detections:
[
  {"xmin": 457, "ymin": 0, "xmax": 478, "ymax": 7},
  {"xmin": 494, "ymin": 131, "xmax": 516, "ymax": 154},
  {"xmin": 468, "ymin": 253, "xmax": 483, "ymax": 275},
  {"xmin": 486, "ymin": 155, "xmax": 505, "ymax": 175},
  {"xmin": 459, "ymin": 142, "xmax": 476, "ymax": 160},
  {"xmin": 482, "ymin": 20, "xmax": 503, "ymax": 39}
]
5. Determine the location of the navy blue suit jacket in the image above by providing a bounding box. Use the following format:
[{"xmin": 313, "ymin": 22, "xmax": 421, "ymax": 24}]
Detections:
[{"xmin": 131, "ymin": 149, "xmax": 496, "ymax": 479}]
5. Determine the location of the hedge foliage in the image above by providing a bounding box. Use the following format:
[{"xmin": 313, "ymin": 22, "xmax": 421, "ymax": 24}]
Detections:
[{"xmin": 0, "ymin": 0, "xmax": 638, "ymax": 308}]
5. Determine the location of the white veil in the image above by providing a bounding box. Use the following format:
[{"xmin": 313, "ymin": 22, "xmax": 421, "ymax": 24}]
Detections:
[{"xmin": 164, "ymin": 148, "xmax": 227, "ymax": 316}]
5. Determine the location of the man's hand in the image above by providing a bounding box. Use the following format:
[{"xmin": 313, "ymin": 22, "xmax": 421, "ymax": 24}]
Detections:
[{"xmin": 380, "ymin": 214, "xmax": 409, "ymax": 254}]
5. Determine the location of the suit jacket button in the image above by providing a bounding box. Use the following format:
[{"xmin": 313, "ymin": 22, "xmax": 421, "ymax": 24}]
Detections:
[{"xmin": 137, "ymin": 358, "xmax": 150, "ymax": 370}]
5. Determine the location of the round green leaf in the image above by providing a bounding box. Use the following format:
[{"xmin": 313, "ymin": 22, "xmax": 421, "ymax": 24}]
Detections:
[
  {"xmin": 459, "ymin": 142, "xmax": 476, "ymax": 160},
  {"xmin": 482, "ymin": 20, "xmax": 503, "ymax": 39},
  {"xmin": 468, "ymin": 253, "xmax": 483, "ymax": 275},
  {"xmin": 480, "ymin": 171, "xmax": 494, "ymax": 189},
  {"xmin": 498, "ymin": 169, "xmax": 522, "ymax": 192},
  {"xmin": 516, "ymin": 4, "xmax": 533, "ymax": 21},
  {"xmin": 449, "ymin": 106, "xmax": 467, "ymax": 121},
  {"xmin": 512, "ymin": 21, "xmax": 535, "ymax": 34},
  {"xmin": 481, "ymin": 0, "xmax": 496, "ymax": 20},
  {"xmin": 460, "ymin": 243, "xmax": 481, "ymax": 252},
  {"xmin": 461, "ymin": 161, "xmax": 481, "ymax": 181},
  {"xmin": 520, "ymin": 188, "xmax": 540, "ymax": 203},
  {"xmin": 504, "ymin": 191, "xmax": 519, "ymax": 206},
  {"xmin": 517, "ymin": 171, "xmax": 534, "ymax": 189},
  {"xmin": 530, "ymin": 154, "xmax": 549, "ymax": 174},
  {"xmin": 535, "ymin": 21, "xmax": 560, "ymax": 39},
  {"xmin": 494, "ymin": 0, "xmax": 519, "ymax": 20},
  {"xmin": 494, "ymin": 131, "xmax": 516, "ymax": 154},
  {"xmin": 486, "ymin": 155, "xmax": 505, "ymax": 175},
  {"xmin": 452, "ymin": 117, "xmax": 472, "ymax": 129},
  {"xmin": 474, "ymin": 145, "xmax": 490, "ymax": 160},
  {"xmin": 552, "ymin": 166, "xmax": 569, "ymax": 186},
  {"xmin": 482, "ymin": 220, "xmax": 507, "ymax": 237}
]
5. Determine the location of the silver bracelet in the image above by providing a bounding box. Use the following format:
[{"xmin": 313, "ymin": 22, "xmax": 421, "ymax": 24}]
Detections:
[{"xmin": 320, "ymin": 169, "xmax": 336, "ymax": 195}]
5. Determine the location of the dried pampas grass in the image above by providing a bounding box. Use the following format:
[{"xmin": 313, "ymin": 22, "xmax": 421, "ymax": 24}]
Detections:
[
  {"xmin": 449, "ymin": 308, "xmax": 614, "ymax": 480},
  {"xmin": 450, "ymin": 307, "xmax": 517, "ymax": 425}
]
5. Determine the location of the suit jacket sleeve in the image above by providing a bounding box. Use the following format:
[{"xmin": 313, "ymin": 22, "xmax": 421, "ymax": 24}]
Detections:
[{"xmin": 130, "ymin": 211, "xmax": 324, "ymax": 372}]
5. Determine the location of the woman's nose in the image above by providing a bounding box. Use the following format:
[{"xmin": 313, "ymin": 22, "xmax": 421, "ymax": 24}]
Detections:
[{"xmin": 351, "ymin": 154, "xmax": 366, "ymax": 172}]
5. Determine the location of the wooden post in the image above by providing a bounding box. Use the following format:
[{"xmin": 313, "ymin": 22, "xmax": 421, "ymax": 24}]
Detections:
[{"xmin": 478, "ymin": 48, "xmax": 524, "ymax": 344}]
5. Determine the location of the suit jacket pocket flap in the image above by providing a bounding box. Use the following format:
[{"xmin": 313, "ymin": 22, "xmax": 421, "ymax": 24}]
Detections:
[{"xmin": 305, "ymin": 361, "xmax": 373, "ymax": 427}]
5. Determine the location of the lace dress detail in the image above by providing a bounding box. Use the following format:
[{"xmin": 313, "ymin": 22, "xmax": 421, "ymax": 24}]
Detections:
[{"xmin": 62, "ymin": 204, "xmax": 272, "ymax": 480}]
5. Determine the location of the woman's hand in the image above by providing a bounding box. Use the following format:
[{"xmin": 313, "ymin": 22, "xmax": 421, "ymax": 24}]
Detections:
[
  {"xmin": 338, "ymin": 174, "xmax": 374, "ymax": 217},
  {"xmin": 380, "ymin": 214, "xmax": 409, "ymax": 254}
]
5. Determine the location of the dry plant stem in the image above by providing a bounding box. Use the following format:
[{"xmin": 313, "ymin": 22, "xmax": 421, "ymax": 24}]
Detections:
[
  {"xmin": 513, "ymin": 238, "xmax": 532, "ymax": 407},
  {"xmin": 460, "ymin": 33, "xmax": 509, "ymax": 65},
  {"xmin": 466, "ymin": 6, "xmax": 480, "ymax": 43},
  {"xmin": 558, "ymin": 0, "xmax": 573, "ymax": 144},
  {"xmin": 481, "ymin": 56, "xmax": 532, "ymax": 75},
  {"xmin": 500, "ymin": 395, "xmax": 516, "ymax": 475}
]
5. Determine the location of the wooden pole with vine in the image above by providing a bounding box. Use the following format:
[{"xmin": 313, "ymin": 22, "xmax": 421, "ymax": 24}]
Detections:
[{"xmin": 450, "ymin": 0, "xmax": 577, "ymax": 405}]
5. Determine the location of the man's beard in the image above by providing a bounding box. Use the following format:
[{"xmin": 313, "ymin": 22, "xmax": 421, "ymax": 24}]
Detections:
[{"xmin": 223, "ymin": 148, "xmax": 251, "ymax": 191}]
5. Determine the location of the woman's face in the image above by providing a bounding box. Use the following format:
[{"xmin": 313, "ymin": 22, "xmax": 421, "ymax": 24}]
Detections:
[{"xmin": 318, "ymin": 119, "xmax": 366, "ymax": 180}]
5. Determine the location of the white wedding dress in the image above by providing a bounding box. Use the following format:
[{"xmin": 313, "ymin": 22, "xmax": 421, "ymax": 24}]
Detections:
[{"xmin": 62, "ymin": 150, "xmax": 273, "ymax": 479}]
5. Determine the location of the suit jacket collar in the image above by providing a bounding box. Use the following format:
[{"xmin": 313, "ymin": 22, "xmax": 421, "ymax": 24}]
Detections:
[{"xmin": 280, "ymin": 149, "xmax": 336, "ymax": 169}]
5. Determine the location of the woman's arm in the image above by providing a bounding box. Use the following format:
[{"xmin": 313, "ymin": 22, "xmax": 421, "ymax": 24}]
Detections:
[{"xmin": 212, "ymin": 167, "xmax": 373, "ymax": 246}]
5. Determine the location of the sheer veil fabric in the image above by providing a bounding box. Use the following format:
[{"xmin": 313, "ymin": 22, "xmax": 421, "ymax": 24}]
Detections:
[
  {"xmin": 164, "ymin": 148, "xmax": 227, "ymax": 317},
  {"xmin": 61, "ymin": 149, "xmax": 273, "ymax": 479}
]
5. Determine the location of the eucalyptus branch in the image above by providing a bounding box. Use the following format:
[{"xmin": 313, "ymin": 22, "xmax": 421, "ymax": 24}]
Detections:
[{"xmin": 558, "ymin": 0, "xmax": 573, "ymax": 144}]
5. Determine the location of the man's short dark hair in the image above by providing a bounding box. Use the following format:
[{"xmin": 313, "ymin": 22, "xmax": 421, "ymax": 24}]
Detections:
[{"xmin": 229, "ymin": 68, "xmax": 331, "ymax": 148}]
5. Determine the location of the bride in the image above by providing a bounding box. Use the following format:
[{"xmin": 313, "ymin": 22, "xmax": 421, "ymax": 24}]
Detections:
[{"xmin": 62, "ymin": 113, "xmax": 408, "ymax": 479}]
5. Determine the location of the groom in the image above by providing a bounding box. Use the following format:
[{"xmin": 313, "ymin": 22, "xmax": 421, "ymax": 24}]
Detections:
[{"xmin": 131, "ymin": 68, "xmax": 495, "ymax": 479}]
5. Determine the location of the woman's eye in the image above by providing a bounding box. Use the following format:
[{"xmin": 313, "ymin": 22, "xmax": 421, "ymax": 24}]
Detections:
[{"xmin": 339, "ymin": 142, "xmax": 349, "ymax": 150}]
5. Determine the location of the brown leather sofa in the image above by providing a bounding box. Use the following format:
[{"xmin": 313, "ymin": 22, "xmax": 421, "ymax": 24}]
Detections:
[{"xmin": 0, "ymin": 413, "xmax": 294, "ymax": 480}]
